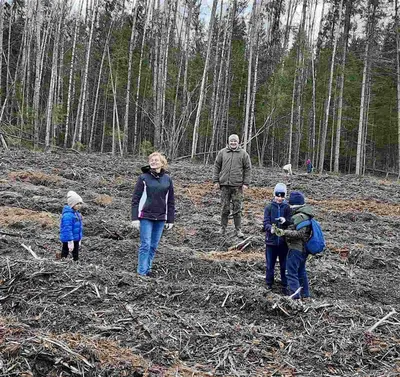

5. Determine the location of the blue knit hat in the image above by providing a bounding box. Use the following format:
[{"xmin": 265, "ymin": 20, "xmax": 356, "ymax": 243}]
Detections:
[{"xmin": 289, "ymin": 191, "xmax": 305, "ymax": 205}]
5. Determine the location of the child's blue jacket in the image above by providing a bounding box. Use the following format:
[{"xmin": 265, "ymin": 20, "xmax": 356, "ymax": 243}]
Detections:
[{"xmin": 59, "ymin": 205, "xmax": 83, "ymax": 242}]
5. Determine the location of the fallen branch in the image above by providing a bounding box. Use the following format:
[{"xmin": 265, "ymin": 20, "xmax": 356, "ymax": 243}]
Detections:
[
  {"xmin": 39, "ymin": 336, "xmax": 93, "ymax": 368},
  {"xmin": 21, "ymin": 243, "xmax": 41, "ymax": 259},
  {"xmin": 59, "ymin": 282, "xmax": 85, "ymax": 299},
  {"xmin": 272, "ymin": 303, "xmax": 290, "ymax": 316},
  {"xmin": 1, "ymin": 230, "xmax": 20, "ymax": 237},
  {"xmin": 221, "ymin": 292, "xmax": 230, "ymax": 307},
  {"xmin": 367, "ymin": 309, "xmax": 397, "ymax": 333},
  {"xmin": 228, "ymin": 236, "xmax": 253, "ymax": 251},
  {"xmin": 91, "ymin": 283, "xmax": 101, "ymax": 298},
  {"xmin": 239, "ymin": 242, "xmax": 251, "ymax": 251}
]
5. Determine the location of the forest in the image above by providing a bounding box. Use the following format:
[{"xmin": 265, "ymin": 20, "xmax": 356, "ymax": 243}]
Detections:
[{"xmin": 0, "ymin": 0, "xmax": 399, "ymax": 174}]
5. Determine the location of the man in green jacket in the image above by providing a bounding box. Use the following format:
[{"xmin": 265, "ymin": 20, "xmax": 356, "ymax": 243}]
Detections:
[{"xmin": 213, "ymin": 134, "xmax": 252, "ymax": 238}]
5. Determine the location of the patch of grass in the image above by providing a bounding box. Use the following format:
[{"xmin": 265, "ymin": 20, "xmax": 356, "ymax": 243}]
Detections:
[
  {"xmin": 8, "ymin": 171, "xmax": 61, "ymax": 187},
  {"xmin": 93, "ymin": 194, "xmax": 113, "ymax": 206},
  {"xmin": 0, "ymin": 206, "xmax": 57, "ymax": 228},
  {"xmin": 199, "ymin": 248, "xmax": 264, "ymax": 262},
  {"xmin": 313, "ymin": 199, "xmax": 400, "ymax": 216}
]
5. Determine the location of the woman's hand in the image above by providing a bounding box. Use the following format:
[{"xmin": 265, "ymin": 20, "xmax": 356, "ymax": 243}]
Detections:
[{"xmin": 131, "ymin": 220, "xmax": 140, "ymax": 230}]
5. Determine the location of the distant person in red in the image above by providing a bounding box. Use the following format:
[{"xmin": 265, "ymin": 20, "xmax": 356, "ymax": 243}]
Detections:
[{"xmin": 306, "ymin": 159, "xmax": 313, "ymax": 174}]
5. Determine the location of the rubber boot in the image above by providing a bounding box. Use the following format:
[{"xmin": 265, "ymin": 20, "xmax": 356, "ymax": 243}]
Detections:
[
  {"xmin": 234, "ymin": 216, "xmax": 244, "ymax": 238},
  {"xmin": 219, "ymin": 214, "xmax": 228, "ymax": 235}
]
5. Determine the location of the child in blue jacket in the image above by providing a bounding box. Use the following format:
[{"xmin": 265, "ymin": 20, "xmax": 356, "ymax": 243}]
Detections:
[
  {"xmin": 60, "ymin": 191, "xmax": 83, "ymax": 261},
  {"xmin": 262, "ymin": 183, "xmax": 291, "ymax": 292}
]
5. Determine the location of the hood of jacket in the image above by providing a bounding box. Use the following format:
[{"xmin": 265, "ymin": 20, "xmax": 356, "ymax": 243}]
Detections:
[{"xmin": 291, "ymin": 204, "xmax": 314, "ymax": 226}]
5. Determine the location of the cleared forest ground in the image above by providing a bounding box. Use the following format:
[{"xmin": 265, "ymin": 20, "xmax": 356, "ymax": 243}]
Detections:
[{"xmin": 0, "ymin": 149, "xmax": 399, "ymax": 377}]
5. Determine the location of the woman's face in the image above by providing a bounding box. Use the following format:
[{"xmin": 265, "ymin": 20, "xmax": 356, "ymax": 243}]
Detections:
[{"xmin": 149, "ymin": 155, "xmax": 162, "ymax": 171}]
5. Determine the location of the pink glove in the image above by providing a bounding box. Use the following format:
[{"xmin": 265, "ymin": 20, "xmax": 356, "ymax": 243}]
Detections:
[{"xmin": 68, "ymin": 241, "xmax": 74, "ymax": 252}]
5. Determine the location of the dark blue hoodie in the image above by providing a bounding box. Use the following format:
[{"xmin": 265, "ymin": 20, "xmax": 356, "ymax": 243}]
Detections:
[
  {"xmin": 131, "ymin": 166, "xmax": 175, "ymax": 223},
  {"xmin": 263, "ymin": 199, "xmax": 291, "ymax": 246}
]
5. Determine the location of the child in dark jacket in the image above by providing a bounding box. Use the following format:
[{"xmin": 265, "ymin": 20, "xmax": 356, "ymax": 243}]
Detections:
[
  {"xmin": 262, "ymin": 183, "xmax": 291, "ymax": 292},
  {"xmin": 59, "ymin": 191, "xmax": 83, "ymax": 261}
]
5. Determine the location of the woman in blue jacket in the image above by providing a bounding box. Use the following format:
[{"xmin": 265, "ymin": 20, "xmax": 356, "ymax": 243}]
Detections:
[
  {"xmin": 262, "ymin": 183, "xmax": 291, "ymax": 292},
  {"xmin": 131, "ymin": 152, "xmax": 175, "ymax": 276}
]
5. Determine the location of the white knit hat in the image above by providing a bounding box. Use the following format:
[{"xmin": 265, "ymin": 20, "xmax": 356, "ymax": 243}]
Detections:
[
  {"xmin": 67, "ymin": 191, "xmax": 83, "ymax": 208},
  {"xmin": 228, "ymin": 134, "xmax": 239, "ymax": 142},
  {"xmin": 274, "ymin": 183, "xmax": 287, "ymax": 197}
]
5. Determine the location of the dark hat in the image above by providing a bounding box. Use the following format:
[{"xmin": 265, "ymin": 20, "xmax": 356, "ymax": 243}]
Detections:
[{"xmin": 289, "ymin": 191, "xmax": 305, "ymax": 205}]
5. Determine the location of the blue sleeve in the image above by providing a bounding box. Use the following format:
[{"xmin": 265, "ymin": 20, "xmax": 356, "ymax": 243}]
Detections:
[
  {"xmin": 131, "ymin": 176, "xmax": 144, "ymax": 221},
  {"xmin": 60, "ymin": 212, "xmax": 74, "ymax": 241},
  {"xmin": 167, "ymin": 178, "xmax": 175, "ymax": 223}
]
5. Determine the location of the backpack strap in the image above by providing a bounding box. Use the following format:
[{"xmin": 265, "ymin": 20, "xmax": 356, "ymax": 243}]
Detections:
[{"xmin": 296, "ymin": 219, "xmax": 311, "ymax": 230}]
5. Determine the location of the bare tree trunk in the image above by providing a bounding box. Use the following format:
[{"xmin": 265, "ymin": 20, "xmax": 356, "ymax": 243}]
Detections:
[
  {"xmin": 329, "ymin": 88, "xmax": 337, "ymax": 172},
  {"xmin": 243, "ymin": 0, "xmax": 257, "ymax": 151},
  {"xmin": 153, "ymin": 0, "xmax": 173, "ymax": 149},
  {"xmin": 152, "ymin": 0, "xmax": 161, "ymax": 148},
  {"xmin": 75, "ymin": 0, "xmax": 98, "ymax": 148},
  {"xmin": 318, "ymin": 0, "xmax": 343, "ymax": 173},
  {"xmin": 55, "ymin": 10, "xmax": 65, "ymax": 144},
  {"xmin": 334, "ymin": 0, "xmax": 351, "ymax": 173},
  {"xmin": 283, "ymin": 0, "xmax": 299, "ymax": 52},
  {"xmin": 101, "ymin": 82, "xmax": 110, "ymax": 153},
  {"xmin": 123, "ymin": 4, "xmax": 138, "ymax": 155},
  {"xmin": 248, "ymin": 29, "xmax": 260, "ymax": 157},
  {"xmin": 0, "ymin": 2, "xmax": 4, "ymax": 99},
  {"xmin": 133, "ymin": 0, "xmax": 152, "ymax": 154},
  {"xmin": 312, "ymin": 0, "xmax": 326, "ymax": 167},
  {"xmin": 107, "ymin": 47, "xmax": 123, "ymax": 156},
  {"xmin": 33, "ymin": 0, "xmax": 43, "ymax": 149},
  {"xmin": 45, "ymin": 3, "xmax": 64, "ymax": 150},
  {"xmin": 89, "ymin": 22, "xmax": 112, "ymax": 152},
  {"xmin": 191, "ymin": 0, "xmax": 218, "ymax": 158},
  {"xmin": 5, "ymin": 3, "xmax": 14, "ymax": 121},
  {"xmin": 18, "ymin": 2, "xmax": 33, "ymax": 132},
  {"xmin": 170, "ymin": 13, "xmax": 185, "ymax": 157},
  {"xmin": 64, "ymin": 2, "xmax": 81, "ymax": 149},
  {"xmin": 293, "ymin": 0, "xmax": 307, "ymax": 168},
  {"xmin": 396, "ymin": 0, "xmax": 400, "ymax": 177},
  {"xmin": 362, "ymin": 80, "xmax": 371, "ymax": 175},
  {"xmin": 208, "ymin": 1, "xmax": 233, "ymax": 161},
  {"xmin": 219, "ymin": 1, "xmax": 235, "ymax": 149},
  {"xmin": 356, "ymin": 1, "xmax": 375, "ymax": 175}
]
